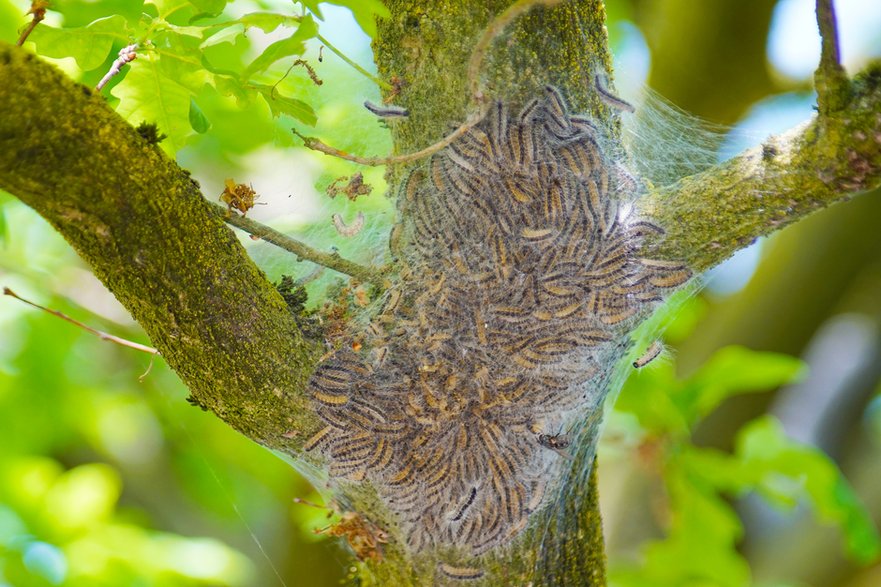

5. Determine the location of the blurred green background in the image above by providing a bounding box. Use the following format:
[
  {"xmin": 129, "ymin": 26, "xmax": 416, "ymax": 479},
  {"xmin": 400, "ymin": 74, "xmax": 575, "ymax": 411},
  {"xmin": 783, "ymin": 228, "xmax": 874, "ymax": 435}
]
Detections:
[{"xmin": 1, "ymin": 0, "xmax": 881, "ymax": 586}]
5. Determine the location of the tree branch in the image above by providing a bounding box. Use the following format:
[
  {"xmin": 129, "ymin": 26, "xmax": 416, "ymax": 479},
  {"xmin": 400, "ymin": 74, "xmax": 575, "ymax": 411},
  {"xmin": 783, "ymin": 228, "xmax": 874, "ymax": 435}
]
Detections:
[
  {"xmin": 638, "ymin": 62, "xmax": 881, "ymax": 272},
  {"xmin": 2, "ymin": 0, "xmax": 879, "ymax": 583},
  {"xmin": 370, "ymin": 2, "xmax": 881, "ymax": 584},
  {"xmin": 815, "ymin": 0, "xmax": 849, "ymax": 115},
  {"xmin": 16, "ymin": 1, "xmax": 48, "ymax": 47},
  {"xmin": 0, "ymin": 43, "xmax": 325, "ymax": 453},
  {"xmin": 3, "ymin": 287, "xmax": 159, "ymax": 355},
  {"xmin": 211, "ymin": 201, "xmax": 383, "ymax": 286},
  {"xmin": 371, "ymin": 2, "xmax": 613, "ymax": 584}
]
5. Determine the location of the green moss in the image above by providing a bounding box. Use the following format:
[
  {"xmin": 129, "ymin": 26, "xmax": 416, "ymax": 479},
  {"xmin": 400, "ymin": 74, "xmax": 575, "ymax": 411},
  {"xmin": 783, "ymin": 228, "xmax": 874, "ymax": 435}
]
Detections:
[
  {"xmin": 276, "ymin": 275, "xmax": 323, "ymax": 342},
  {"xmin": 135, "ymin": 121, "xmax": 167, "ymax": 145},
  {"xmin": 0, "ymin": 41, "xmax": 325, "ymax": 454}
]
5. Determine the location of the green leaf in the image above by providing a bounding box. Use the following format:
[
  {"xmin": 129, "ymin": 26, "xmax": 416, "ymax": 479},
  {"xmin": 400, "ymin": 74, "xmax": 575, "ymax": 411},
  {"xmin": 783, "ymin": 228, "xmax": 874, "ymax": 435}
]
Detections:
[
  {"xmin": 147, "ymin": 0, "xmax": 227, "ymax": 23},
  {"xmin": 150, "ymin": 29, "xmax": 211, "ymax": 93},
  {"xmin": 188, "ymin": 98, "xmax": 211, "ymax": 133},
  {"xmin": 212, "ymin": 76, "xmax": 249, "ymax": 104},
  {"xmin": 615, "ymin": 360, "xmax": 690, "ymax": 437},
  {"xmin": 322, "ymin": 0, "xmax": 390, "ymax": 37},
  {"xmin": 1, "ymin": 1, "xmax": 27, "ymax": 42},
  {"xmin": 112, "ymin": 55, "xmax": 194, "ymax": 153},
  {"xmin": 237, "ymin": 12, "xmax": 302, "ymax": 33},
  {"xmin": 201, "ymin": 12, "xmax": 302, "ymax": 48},
  {"xmin": 200, "ymin": 22, "xmax": 245, "ymax": 48},
  {"xmin": 299, "ymin": 0, "xmax": 324, "ymax": 19},
  {"xmin": 243, "ymin": 14, "xmax": 318, "ymax": 79},
  {"xmin": 679, "ymin": 446, "xmax": 754, "ymax": 495},
  {"xmin": 250, "ymin": 83, "xmax": 317, "ymax": 126},
  {"xmin": 41, "ymin": 0, "xmax": 146, "ymax": 27},
  {"xmin": 737, "ymin": 416, "xmax": 881, "ymax": 563},
  {"xmin": 676, "ymin": 346, "xmax": 806, "ymax": 425},
  {"xmin": 189, "ymin": 0, "xmax": 227, "ymax": 19},
  {"xmin": 28, "ymin": 15, "xmax": 130, "ymax": 71},
  {"xmin": 200, "ymin": 54, "xmax": 241, "ymax": 79},
  {"xmin": 632, "ymin": 458, "xmax": 751, "ymax": 587}
]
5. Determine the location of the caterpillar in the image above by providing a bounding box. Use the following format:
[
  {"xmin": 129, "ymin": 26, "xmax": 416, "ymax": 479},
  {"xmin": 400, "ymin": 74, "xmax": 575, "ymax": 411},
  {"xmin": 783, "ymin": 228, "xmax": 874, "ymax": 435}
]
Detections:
[
  {"xmin": 364, "ymin": 100, "xmax": 410, "ymax": 118},
  {"xmin": 633, "ymin": 340, "xmax": 663, "ymax": 368},
  {"xmin": 305, "ymin": 85, "xmax": 691, "ymax": 561},
  {"xmin": 331, "ymin": 211, "xmax": 365, "ymax": 237},
  {"xmin": 438, "ymin": 563, "xmax": 484, "ymax": 581}
]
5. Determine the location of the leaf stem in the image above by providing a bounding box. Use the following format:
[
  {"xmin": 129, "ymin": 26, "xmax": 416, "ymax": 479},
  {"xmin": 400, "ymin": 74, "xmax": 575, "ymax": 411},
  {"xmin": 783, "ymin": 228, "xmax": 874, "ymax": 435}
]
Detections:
[
  {"xmin": 316, "ymin": 33, "xmax": 392, "ymax": 90},
  {"xmin": 291, "ymin": 111, "xmax": 487, "ymax": 166}
]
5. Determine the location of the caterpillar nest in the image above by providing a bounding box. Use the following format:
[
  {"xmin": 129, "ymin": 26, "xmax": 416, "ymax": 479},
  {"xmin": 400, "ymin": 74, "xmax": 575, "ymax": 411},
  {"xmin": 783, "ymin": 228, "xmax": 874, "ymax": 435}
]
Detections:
[{"xmin": 305, "ymin": 86, "xmax": 690, "ymax": 557}]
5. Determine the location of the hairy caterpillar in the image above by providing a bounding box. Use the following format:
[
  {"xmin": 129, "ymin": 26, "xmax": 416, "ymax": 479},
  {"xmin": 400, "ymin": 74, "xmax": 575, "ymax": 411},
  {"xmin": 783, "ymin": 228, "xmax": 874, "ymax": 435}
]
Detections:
[
  {"xmin": 633, "ymin": 340, "xmax": 663, "ymax": 368},
  {"xmin": 364, "ymin": 100, "xmax": 410, "ymax": 118},
  {"xmin": 438, "ymin": 563, "xmax": 485, "ymax": 581},
  {"xmin": 305, "ymin": 86, "xmax": 690, "ymax": 560},
  {"xmin": 331, "ymin": 211, "xmax": 365, "ymax": 237}
]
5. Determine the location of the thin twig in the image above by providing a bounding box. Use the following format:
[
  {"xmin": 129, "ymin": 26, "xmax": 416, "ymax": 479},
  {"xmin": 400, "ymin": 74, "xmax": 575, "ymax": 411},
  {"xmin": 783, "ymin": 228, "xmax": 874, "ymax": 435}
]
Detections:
[
  {"xmin": 292, "ymin": 113, "xmax": 486, "ymax": 166},
  {"xmin": 17, "ymin": 0, "xmax": 49, "ymax": 46},
  {"xmin": 295, "ymin": 0, "xmax": 561, "ymax": 167},
  {"xmin": 815, "ymin": 0, "xmax": 849, "ymax": 114},
  {"xmin": 3, "ymin": 287, "xmax": 159, "ymax": 354},
  {"xmin": 210, "ymin": 202, "xmax": 383, "ymax": 286},
  {"xmin": 96, "ymin": 44, "xmax": 138, "ymax": 91},
  {"xmin": 316, "ymin": 33, "xmax": 392, "ymax": 91}
]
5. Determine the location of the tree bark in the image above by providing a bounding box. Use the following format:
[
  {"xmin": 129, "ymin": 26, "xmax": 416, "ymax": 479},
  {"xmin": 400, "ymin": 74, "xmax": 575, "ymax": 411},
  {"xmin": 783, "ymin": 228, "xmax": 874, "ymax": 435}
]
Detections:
[
  {"xmin": 1, "ymin": 0, "xmax": 880, "ymax": 584},
  {"xmin": 0, "ymin": 46, "xmax": 325, "ymax": 455}
]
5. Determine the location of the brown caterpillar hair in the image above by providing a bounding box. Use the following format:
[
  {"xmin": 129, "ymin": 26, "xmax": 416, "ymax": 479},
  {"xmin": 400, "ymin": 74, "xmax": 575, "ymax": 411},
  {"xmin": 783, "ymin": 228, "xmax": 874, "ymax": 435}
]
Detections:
[{"xmin": 305, "ymin": 86, "xmax": 690, "ymax": 557}]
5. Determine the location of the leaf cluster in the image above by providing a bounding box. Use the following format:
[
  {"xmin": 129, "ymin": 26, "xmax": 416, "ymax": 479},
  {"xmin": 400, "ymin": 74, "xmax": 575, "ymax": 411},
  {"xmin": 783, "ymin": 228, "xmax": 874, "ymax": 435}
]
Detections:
[
  {"xmin": 607, "ymin": 298, "xmax": 881, "ymax": 587},
  {"xmin": 17, "ymin": 0, "xmax": 389, "ymax": 153}
]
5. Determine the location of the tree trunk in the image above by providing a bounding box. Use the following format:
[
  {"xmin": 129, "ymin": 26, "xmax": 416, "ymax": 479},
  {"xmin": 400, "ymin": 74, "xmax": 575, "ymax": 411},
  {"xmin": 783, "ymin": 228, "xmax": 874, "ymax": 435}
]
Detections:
[{"xmin": 1, "ymin": 0, "xmax": 880, "ymax": 584}]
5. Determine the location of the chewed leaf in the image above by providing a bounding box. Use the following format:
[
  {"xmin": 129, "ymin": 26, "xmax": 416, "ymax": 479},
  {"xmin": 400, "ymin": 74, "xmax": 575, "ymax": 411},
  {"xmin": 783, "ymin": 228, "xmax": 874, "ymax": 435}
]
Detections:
[
  {"xmin": 251, "ymin": 84, "xmax": 317, "ymax": 126},
  {"xmin": 28, "ymin": 15, "xmax": 129, "ymax": 71},
  {"xmin": 235, "ymin": 12, "xmax": 301, "ymax": 32},
  {"xmin": 243, "ymin": 14, "xmax": 318, "ymax": 79},
  {"xmin": 112, "ymin": 56, "xmax": 193, "ymax": 154}
]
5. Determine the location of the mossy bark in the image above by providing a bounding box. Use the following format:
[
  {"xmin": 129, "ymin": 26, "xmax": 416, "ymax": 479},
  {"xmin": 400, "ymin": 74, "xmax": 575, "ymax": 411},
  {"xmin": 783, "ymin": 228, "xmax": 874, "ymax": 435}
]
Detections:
[
  {"xmin": 2, "ymin": 0, "xmax": 881, "ymax": 585},
  {"xmin": 367, "ymin": 2, "xmax": 611, "ymax": 584},
  {"xmin": 0, "ymin": 45, "xmax": 325, "ymax": 454},
  {"xmin": 639, "ymin": 63, "xmax": 881, "ymax": 273}
]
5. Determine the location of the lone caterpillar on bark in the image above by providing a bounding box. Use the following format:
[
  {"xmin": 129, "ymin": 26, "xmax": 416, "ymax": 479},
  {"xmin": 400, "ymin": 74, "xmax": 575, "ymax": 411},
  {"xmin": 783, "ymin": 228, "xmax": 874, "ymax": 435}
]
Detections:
[{"xmin": 305, "ymin": 85, "xmax": 690, "ymax": 559}]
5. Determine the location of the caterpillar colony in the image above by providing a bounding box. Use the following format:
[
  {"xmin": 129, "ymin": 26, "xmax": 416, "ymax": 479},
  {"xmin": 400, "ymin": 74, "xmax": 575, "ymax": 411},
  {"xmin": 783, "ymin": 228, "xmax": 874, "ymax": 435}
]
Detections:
[{"xmin": 304, "ymin": 84, "xmax": 690, "ymax": 563}]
